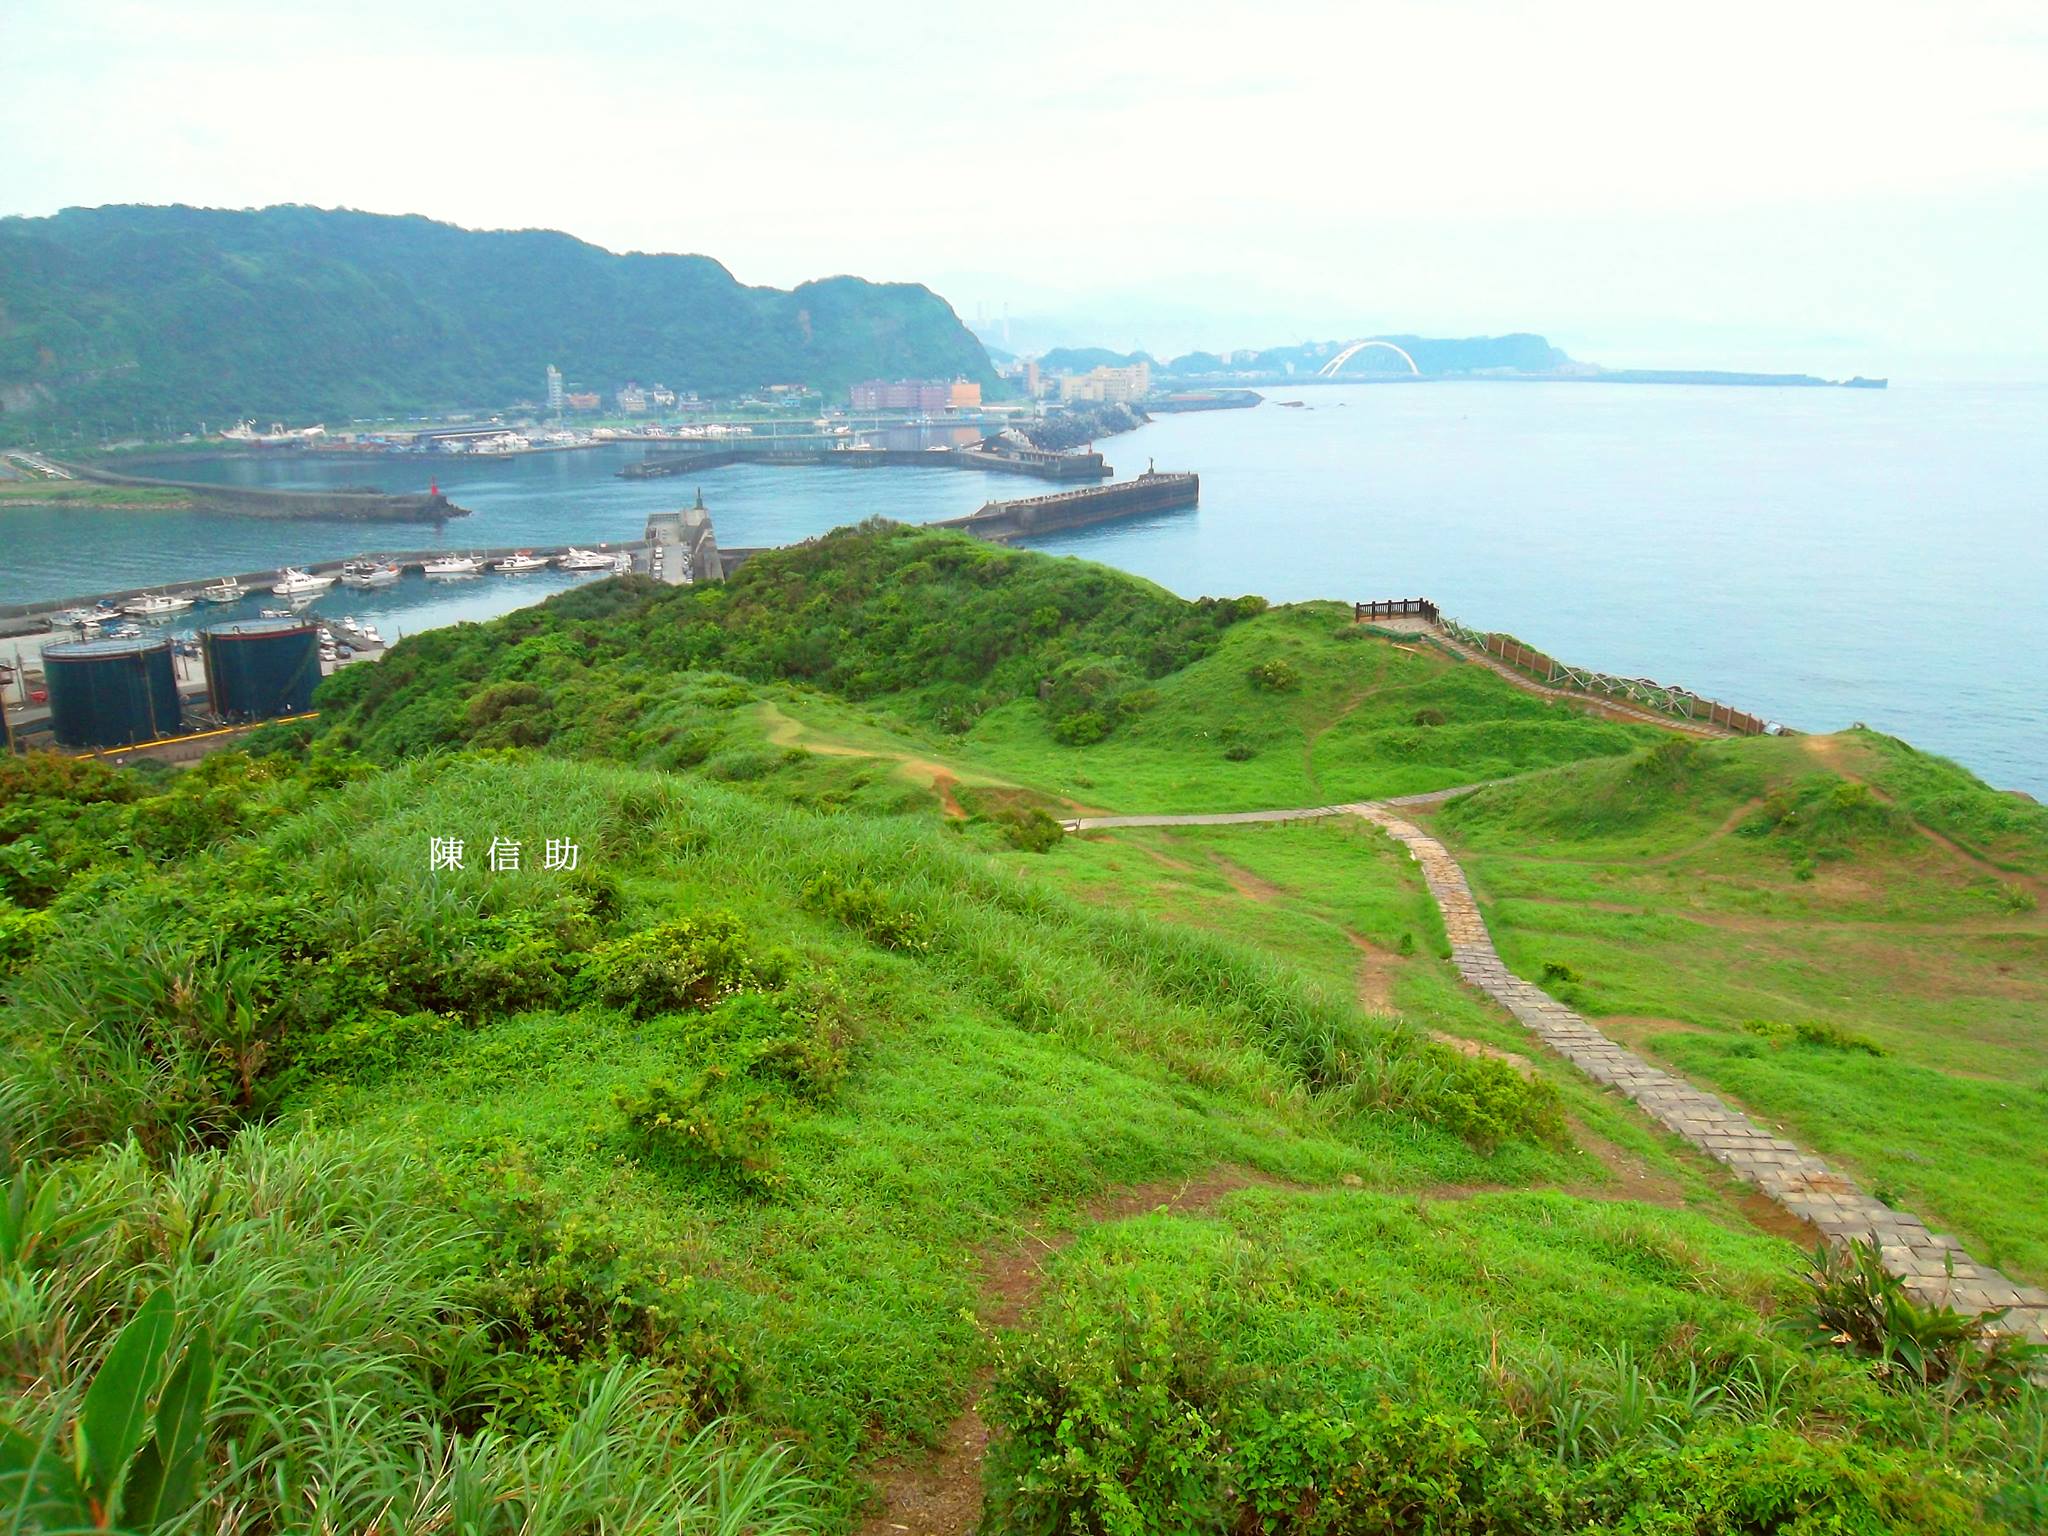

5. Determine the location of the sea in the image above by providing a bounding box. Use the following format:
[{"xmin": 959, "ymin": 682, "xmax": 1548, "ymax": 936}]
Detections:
[{"xmin": 4, "ymin": 382, "xmax": 2042, "ymax": 796}]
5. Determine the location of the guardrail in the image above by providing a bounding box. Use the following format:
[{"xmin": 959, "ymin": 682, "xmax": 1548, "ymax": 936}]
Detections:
[
  {"xmin": 1438, "ymin": 614, "xmax": 1771, "ymax": 735},
  {"xmin": 1353, "ymin": 598, "xmax": 1439, "ymax": 622}
]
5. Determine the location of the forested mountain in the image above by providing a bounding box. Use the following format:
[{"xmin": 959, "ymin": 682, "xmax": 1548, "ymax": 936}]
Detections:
[{"xmin": 0, "ymin": 204, "xmax": 995, "ymax": 433}]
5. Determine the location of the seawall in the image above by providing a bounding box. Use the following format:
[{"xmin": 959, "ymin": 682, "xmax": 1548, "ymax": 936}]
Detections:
[
  {"xmin": 61, "ymin": 461, "xmax": 470, "ymax": 521},
  {"xmin": 932, "ymin": 469, "xmax": 1199, "ymax": 543}
]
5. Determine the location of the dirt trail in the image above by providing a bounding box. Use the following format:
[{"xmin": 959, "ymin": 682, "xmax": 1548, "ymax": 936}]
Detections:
[
  {"xmin": 1351, "ymin": 933, "xmax": 1405, "ymax": 1012},
  {"xmin": 758, "ymin": 703, "xmax": 976, "ymax": 820},
  {"xmin": 855, "ymin": 1169, "xmax": 1278, "ymax": 1536},
  {"xmin": 1802, "ymin": 735, "xmax": 2048, "ymax": 902}
]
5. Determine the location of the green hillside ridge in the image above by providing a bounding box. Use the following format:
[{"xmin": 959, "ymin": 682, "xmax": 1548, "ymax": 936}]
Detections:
[
  {"xmin": 0, "ymin": 204, "xmax": 995, "ymax": 437},
  {"xmin": 3, "ymin": 531, "xmax": 2043, "ymax": 1532}
]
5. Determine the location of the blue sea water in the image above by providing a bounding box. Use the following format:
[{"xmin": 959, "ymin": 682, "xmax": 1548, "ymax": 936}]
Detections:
[{"xmin": 4, "ymin": 382, "xmax": 2042, "ymax": 794}]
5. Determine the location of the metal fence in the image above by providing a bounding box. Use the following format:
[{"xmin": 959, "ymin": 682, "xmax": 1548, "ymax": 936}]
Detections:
[{"xmin": 1437, "ymin": 614, "xmax": 1770, "ymax": 735}]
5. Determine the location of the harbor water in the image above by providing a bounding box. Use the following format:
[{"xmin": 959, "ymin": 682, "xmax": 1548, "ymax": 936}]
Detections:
[{"xmin": 3, "ymin": 383, "xmax": 2042, "ymax": 795}]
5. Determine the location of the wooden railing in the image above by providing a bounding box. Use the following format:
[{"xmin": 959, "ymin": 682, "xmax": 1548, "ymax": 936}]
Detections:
[{"xmin": 1353, "ymin": 598, "xmax": 1440, "ymax": 622}]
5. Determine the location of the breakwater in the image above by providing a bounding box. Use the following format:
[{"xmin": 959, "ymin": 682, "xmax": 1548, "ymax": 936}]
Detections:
[
  {"xmin": 619, "ymin": 441, "xmax": 1109, "ymax": 482},
  {"xmin": 61, "ymin": 461, "xmax": 470, "ymax": 521},
  {"xmin": 932, "ymin": 469, "xmax": 1200, "ymax": 544}
]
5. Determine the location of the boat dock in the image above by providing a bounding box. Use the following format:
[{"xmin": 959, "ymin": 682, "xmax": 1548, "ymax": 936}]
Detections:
[{"xmin": 0, "ymin": 542, "xmax": 651, "ymax": 638}]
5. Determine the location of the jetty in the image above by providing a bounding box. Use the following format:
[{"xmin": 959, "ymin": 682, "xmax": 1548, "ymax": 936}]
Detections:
[
  {"xmin": 930, "ymin": 468, "xmax": 1200, "ymax": 544},
  {"xmin": 57, "ymin": 460, "xmax": 469, "ymax": 521}
]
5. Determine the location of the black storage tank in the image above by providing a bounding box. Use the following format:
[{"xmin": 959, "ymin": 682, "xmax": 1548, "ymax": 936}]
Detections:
[
  {"xmin": 202, "ymin": 618, "xmax": 320, "ymax": 722},
  {"xmin": 44, "ymin": 636, "xmax": 183, "ymax": 748}
]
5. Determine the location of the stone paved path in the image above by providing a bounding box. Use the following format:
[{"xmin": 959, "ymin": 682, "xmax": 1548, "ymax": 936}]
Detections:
[{"xmin": 1067, "ymin": 799, "xmax": 2048, "ymax": 1343}]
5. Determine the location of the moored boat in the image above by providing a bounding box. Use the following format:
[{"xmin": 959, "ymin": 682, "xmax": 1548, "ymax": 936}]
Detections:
[
  {"xmin": 493, "ymin": 550, "xmax": 549, "ymax": 573},
  {"xmin": 197, "ymin": 577, "xmax": 246, "ymax": 603},
  {"xmin": 340, "ymin": 559, "xmax": 401, "ymax": 588},
  {"xmin": 422, "ymin": 554, "xmax": 481, "ymax": 577},
  {"xmin": 271, "ymin": 567, "xmax": 336, "ymax": 596},
  {"xmin": 556, "ymin": 547, "xmax": 616, "ymax": 571},
  {"xmin": 121, "ymin": 591, "xmax": 195, "ymax": 617}
]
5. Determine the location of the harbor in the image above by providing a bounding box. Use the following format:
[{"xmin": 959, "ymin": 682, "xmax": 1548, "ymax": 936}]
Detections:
[{"xmin": 2, "ymin": 468, "xmax": 1207, "ymax": 755}]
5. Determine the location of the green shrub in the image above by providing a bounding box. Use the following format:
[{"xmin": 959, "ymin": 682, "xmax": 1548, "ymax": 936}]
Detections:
[
  {"xmin": 1743, "ymin": 1018, "xmax": 1887, "ymax": 1056},
  {"xmin": 576, "ymin": 915, "xmax": 780, "ymax": 1018},
  {"xmin": 1246, "ymin": 657, "xmax": 1300, "ymax": 692},
  {"xmin": 0, "ymin": 900, "xmax": 56, "ymax": 974},
  {"xmin": 984, "ymin": 1294, "xmax": 1232, "ymax": 1535},
  {"xmin": 614, "ymin": 1068, "xmax": 782, "ymax": 1195},
  {"xmin": 801, "ymin": 871, "xmax": 932, "ymax": 953},
  {"xmin": 1801, "ymin": 1238, "xmax": 2043, "ymax": 1402},
  {"xmin": 994, "ymin": 806, "xmax": 1065, "ymax": 853}
]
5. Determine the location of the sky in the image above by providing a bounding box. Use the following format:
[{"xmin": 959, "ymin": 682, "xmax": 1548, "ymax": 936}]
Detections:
[{"xmin": 4, "ymin": 0, "xmax": 2046, "ymax": 376}]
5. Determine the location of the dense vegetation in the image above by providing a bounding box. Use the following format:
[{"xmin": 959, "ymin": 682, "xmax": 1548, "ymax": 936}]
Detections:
[
  {"xmin": 3, "ymin": 534, "xmax": 2043, "ymax": 1531},
  {"xmin": 317, "ymin": 522, "xmax": 1269, "ymax": 758},
  {"xmin": 0, "ymin": 205, "xmax": 995, "ymax": 440}
]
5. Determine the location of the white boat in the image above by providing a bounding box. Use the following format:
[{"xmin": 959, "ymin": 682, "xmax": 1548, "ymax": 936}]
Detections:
[
  {"xmin": 271, "ymin": 568, "xmax": 336, "ymax": 596},
  {"xmin": 340, "ymin": 559, "xmax": 401, "ymax": 588},
  {"xmin": 53, "ymin": 607, "xmax": 104, "ymax": 628},
  {"xmin": 259, "ymin": 607, "xmax": 295, "ymax": 619},
  {"xmin": 556, "ymin": 547, "xmax": 616, "ymax": 571},
  {"xmin": 197, "ymin": 577, "xmax": 245, "ymax": 603},
  {"xmin": 422, "ymin": 554, "xmax": 481, "ymax": 577},
  {"xmin": 493, "ymin": 550, "xmax": 549, "ymax": 573},
  {"xmin": 121, "ymin": 592, "xmax": 194, "ymax": 617}
]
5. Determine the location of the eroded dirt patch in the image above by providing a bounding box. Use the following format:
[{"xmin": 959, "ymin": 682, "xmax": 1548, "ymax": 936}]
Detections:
[
  {"xmin": 1351, "ymin": 933, "xmax": 1406, "ymax": 1012},
  {"xmin": 856, "ymin": 1169, "xmax": 1280, "ymax": 1536}
]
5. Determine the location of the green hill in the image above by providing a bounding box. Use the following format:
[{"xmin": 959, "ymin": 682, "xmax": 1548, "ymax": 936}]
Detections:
[
  {"xmin": 2, "ymin": 533, "xmax": 2042, "ymax": 1533},
  {"xmin": 0, "ymin": 204, "xmax": 995, "ymax": 436}
]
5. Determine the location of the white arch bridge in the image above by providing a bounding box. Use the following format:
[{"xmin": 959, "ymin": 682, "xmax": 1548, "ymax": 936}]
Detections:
[{"xmin": 1316, "ymin": 340, "xmax": 1421, "ymax": 378}]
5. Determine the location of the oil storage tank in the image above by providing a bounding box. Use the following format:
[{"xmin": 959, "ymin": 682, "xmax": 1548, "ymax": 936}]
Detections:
[
  {"xmin": 202, "ymin": 618, "xmax": 320, "ymax": 722},
  {"xmin": 44, "ymin": 635, "xmax": 183, "ymax": 748}
]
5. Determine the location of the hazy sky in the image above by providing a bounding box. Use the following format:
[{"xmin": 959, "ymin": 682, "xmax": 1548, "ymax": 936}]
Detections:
[{"xmin": 5, "ymin": 0, "xmax": 2045, "ymax": 374}]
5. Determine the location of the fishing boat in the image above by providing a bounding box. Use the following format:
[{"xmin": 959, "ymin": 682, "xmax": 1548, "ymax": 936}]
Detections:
[
  {"xmin": 493, "ymin": 550, "xmax": 550, "ymax": 574},
  {"xmin": 121, "ymin": 592, "xmax": 195, "ymax": 617},
  {"xmin": 339, "ymin": 559, "xmax": 401, "ymax": 588},
  {"xmin": 556, "ymin": 547, "xmax": 616, "ymax": 571},
  {"xmin": 422, "ymin": 554, "xmax": 481, "ymax": 578},
  {"xmin": 52, "ymin": 607, "xmax": 105, "ymax": 628},
  {"xmin": 197, "ymin": 577, "xmax": 246, "ymax": 603},
  {"xmin": 271, "ymin": 567, "xmax": 336, "ymax": 596}
]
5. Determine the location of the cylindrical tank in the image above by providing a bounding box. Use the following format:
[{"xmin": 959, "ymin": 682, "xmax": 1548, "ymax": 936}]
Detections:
[
  {"xmin": 44, "ymin": 636, "xmax": 183, "ymax": 748},
  {"xmin": 201, "ymin": 619, "xmax": 320, "ymax": 722}
]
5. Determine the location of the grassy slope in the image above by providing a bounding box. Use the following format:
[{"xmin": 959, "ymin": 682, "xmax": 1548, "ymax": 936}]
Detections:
[
  {"xmin": 11, "ymin": 535, "xmax": 2045, "ymax": 1530},
  {"xmin": 957, "ymin": 600, "xmax": 1656, "ymax": 812},
  {"xmin": 1431, "ymin": 729, "xmax": 2048, "ymax": 1281}
]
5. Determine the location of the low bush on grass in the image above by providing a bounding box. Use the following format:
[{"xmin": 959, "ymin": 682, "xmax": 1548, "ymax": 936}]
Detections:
[
  {"xmin": 577, "ymin": 914, "xmax": 785, "ymax": 1018},
  {"xmin": 986, "ymin": 1194, "xmax": 2028, "ymax": 1534},
  {"xmin": 1801, "ymin": 1238, "xmax": 2043, "ymax": 1402},
  {"xmin": 1743, "ymin": 1018, "xmax": 1887, "ymax": 1056}
]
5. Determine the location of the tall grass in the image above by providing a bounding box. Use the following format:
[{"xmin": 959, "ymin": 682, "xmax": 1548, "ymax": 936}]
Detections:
[{"xmin": 0, "ymin": 1128, "xmax": 819, "ymax": 1534}]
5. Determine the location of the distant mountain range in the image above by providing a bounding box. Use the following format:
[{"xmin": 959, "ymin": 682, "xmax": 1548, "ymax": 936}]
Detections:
[
  {"xmin": 1032, "ymin": 334, "xmax": 1878, "ymax": 389},
  {"xmin": 1036, "ymin": 335, "xmax": 1569, "ymax": 379},
  {"xmin": 0, "ymin": 205, "xmax": 995, "ymax": 436}
]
